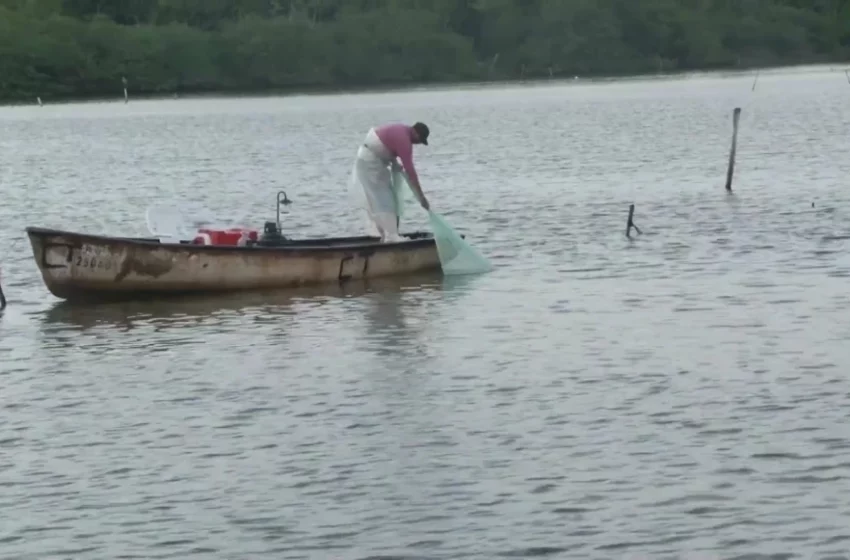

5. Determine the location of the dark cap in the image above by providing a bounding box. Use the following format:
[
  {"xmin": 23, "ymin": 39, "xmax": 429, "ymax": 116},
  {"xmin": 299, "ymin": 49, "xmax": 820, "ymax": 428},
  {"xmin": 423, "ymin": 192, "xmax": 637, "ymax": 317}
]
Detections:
[{"xmin": 412, "ymin": 122, "xmax": 429, "ymax": 145}]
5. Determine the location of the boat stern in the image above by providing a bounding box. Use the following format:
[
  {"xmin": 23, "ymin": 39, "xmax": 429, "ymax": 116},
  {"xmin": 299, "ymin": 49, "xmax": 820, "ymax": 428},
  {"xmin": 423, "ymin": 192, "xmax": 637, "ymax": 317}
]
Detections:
[
  {"xmin": 27, "ymin": 227, "xmax": 79, "ymax": 299},
  {"xmin": 25, "ymin": 226, "xmax": 174, "ymax": 301}
]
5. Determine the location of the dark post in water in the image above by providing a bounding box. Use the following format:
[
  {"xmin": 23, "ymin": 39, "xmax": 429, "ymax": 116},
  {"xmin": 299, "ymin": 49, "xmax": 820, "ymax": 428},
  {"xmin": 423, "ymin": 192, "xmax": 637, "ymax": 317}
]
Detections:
[
  {"xmin": 725, "ymin": 107, "xmax": 741, "ymax": 193},
  {"xmin": 0, "ymin": 269, "xmax": 6, "ymax": 311},
  {"xmin": 626, "ymin": 204, "xmax": 642, "ymax": 239}
]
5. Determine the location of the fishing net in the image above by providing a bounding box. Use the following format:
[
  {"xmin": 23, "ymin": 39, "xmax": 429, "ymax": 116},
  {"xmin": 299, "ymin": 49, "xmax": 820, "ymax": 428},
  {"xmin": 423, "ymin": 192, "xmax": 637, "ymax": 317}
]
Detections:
[
  {"xmin": 427, "ymin": 210, "xmax": 493, "ymax": 275},
  {"xmin": 145, "ymin": 204, "xmax": 218, "ymax": 241},
  {"xmin": 392, "ymin": 166, "xmax": 492, "ymax": 275},
  {"xmin": 390, "ymin": 164, "xmax": 413, "ymax": 219}
]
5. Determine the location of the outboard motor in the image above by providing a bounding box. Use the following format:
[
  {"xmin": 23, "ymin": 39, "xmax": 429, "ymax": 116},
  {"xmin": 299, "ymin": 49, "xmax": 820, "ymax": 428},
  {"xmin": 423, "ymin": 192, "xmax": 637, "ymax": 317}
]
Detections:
[
  {"xmin": 256, "ymin": 221, "xmax": 287, "ymax": 247},
  {"xmin": 253, "ymin": 190, "xmax": 292, "ymax": 247},
  {"xmin": 243, "ymin": 190, "xmax": 293, "ymax": 247}
]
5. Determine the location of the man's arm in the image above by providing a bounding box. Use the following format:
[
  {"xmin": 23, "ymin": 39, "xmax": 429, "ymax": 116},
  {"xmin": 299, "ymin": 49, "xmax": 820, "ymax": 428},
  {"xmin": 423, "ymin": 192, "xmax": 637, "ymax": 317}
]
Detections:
[{"xmin": 397, "ymin": 144, "xmax": 430, "ymax": 210}]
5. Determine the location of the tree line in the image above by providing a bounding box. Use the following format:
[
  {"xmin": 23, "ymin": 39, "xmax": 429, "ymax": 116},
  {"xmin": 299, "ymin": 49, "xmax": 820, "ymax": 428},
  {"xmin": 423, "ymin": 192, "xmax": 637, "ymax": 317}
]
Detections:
[{"xmin": 1, "ymin": 0, "xmax": 849, "ymax": 102}]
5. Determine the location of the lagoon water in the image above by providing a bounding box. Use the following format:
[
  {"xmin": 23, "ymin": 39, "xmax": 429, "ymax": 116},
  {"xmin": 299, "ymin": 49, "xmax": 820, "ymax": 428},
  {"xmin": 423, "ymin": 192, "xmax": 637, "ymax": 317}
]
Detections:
[{"xmin": 3, "ymin": 66, "xmax": 850, "ymax": 559}]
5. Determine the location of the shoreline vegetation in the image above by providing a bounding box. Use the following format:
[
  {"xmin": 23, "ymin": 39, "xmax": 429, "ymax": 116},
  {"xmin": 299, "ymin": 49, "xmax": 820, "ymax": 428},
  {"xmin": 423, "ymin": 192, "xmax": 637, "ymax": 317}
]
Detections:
[
  {"xmin": 1, "ymin": 61, "xmax": 846, "ymax": 109},
  {"xmin": 2, "ymin": 0, "xmax": 849, "ymax": 106}
]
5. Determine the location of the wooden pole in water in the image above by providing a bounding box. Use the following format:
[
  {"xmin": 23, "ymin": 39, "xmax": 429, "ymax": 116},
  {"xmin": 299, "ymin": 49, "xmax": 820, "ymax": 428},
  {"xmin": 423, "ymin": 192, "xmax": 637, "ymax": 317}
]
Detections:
[
  {"xmin": 752, "ymin": 70, "xmax": 759, "ymax": 91},
  {"xmin": 122, "ymin": 76, "xmax": 128, "ymax": 104},
  {"xmin": 0, "ymin": 268, "xmax": 6, "ymax": 311},
  {"xmin": 626, "ymin": 204, "xmax": 642, "ymax": 239},
  {"xmin": 725, "ymin": 107, "xmax": 741, "ymax": 193}
]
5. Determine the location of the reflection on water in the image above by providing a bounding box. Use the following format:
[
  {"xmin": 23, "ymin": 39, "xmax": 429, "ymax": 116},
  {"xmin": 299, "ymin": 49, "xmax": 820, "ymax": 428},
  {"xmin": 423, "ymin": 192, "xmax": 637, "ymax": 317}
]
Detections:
[
  {"xmin": 39, "ymin": 271, "xmax": 468, "ymax": 332},
  {"xmin": 4, "ymin": 67, "xmax": 850, "ymax": 559}
]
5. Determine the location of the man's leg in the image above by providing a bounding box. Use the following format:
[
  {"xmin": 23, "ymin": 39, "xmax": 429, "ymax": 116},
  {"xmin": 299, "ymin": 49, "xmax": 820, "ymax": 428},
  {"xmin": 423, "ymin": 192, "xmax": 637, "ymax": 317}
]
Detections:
[
  {"xmin": 373, "ymin": 203, "xmax": 400, "ymax": 242},
  {"xmin": 359, "ymin": 156, "xmax": 399, "ymax": 241},
  {"xmin": 354, "ymin": 148, "xmax": 388, "ymax": 239},
  {"xmin": 378, "ymin": 165, "xmax": 402, "ymax": 243}
]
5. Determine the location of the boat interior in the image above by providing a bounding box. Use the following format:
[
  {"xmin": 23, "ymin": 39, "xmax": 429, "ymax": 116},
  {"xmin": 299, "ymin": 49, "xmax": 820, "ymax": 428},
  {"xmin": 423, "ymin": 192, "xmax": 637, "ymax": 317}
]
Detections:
[
  {"xmin": 155, "ymin": 230, "xmax": 434, "ymax": 248},
  {"xmin": 26, "ymin": 226, "xmax": 436, "ymax": 250}
]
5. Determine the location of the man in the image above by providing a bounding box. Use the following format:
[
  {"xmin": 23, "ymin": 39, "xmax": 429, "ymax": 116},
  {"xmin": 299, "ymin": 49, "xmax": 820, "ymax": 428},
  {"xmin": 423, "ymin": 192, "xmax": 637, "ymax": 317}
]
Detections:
[{"xmin": 351, "ymin": 121, "xmax": 431, "ymax": 242}]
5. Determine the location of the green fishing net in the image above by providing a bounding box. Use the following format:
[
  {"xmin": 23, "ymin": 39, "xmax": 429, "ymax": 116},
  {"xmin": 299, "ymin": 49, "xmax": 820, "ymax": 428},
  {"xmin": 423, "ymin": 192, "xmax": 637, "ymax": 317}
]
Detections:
[
  {"xmin": 390, "ymin": 165, "xmax": 412, "ymax": 218},
  {"xmin": 392, "ymin": 166, "xmax": 492, "ymax": 275},
  {"xmin": 427, "ymin": 210, "xmax": 493, "ymax": 275}
]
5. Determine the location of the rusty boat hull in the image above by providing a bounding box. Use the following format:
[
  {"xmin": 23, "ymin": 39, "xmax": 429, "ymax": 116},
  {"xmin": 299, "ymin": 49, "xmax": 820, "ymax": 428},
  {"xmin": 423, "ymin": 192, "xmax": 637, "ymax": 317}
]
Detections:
[{"xmin": 26, "ymin": 226, "xmax": 442, "ymax": 302}]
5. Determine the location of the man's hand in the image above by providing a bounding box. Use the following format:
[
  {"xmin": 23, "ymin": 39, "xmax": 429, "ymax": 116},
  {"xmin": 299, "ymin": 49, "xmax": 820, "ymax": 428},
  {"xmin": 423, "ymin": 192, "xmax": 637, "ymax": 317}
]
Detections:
[{"xmin": 409, "ymin": 177, "xmax": 429, "ymax": 211}]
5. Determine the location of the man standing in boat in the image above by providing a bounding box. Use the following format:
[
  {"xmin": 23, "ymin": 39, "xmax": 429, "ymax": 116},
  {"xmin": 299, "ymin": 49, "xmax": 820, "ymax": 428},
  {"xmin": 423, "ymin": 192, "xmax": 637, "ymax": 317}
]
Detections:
[{"xmin": 351, "ymin": 122, "xmax": 431, "ymax": 242}]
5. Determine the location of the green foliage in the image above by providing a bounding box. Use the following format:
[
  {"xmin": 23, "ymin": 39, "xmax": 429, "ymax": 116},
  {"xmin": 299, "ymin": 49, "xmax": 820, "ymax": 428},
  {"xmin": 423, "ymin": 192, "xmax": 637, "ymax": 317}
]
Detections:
[{"xmin": 0, "ymin": 0, "xmax": 848, "ymax": 102}]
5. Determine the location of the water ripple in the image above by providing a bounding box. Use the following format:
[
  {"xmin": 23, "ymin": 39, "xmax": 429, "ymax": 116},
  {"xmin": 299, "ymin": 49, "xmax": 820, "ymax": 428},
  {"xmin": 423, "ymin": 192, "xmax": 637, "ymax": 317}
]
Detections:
[{"xmin": 1, "ymin": 67, "xmax": 850, "ymax": 559}]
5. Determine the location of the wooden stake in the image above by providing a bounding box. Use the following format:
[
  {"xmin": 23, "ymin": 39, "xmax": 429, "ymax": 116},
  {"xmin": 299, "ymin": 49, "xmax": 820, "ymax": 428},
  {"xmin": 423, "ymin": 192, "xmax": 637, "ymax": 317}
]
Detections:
[
  {"xmin": 0, "ymin": 268, "xmax": 6, "ymax": 311},
  {"xmin": 752, "ymin": 70, "xmax": 759, "ymax": 91},
  {"xmin": 626, "ymin": 204, "xmax": 642, "ymax": 239},
  {"xmin": 725, "ymin": 107, "xmax": 741, "ymax": 193}
]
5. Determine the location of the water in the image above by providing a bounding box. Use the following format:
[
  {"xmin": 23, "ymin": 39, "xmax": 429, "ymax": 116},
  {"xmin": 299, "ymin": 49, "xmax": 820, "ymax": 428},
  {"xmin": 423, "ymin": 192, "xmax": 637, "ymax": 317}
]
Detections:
[{"xmin": 2, "ymin": 65, "xmax": 850, "ymax": 559}]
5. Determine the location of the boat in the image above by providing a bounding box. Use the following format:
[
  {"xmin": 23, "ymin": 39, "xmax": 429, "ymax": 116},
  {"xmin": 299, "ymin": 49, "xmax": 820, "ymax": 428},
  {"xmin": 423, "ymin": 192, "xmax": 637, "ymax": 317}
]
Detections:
[{"xmin": 24, "ymin": 225, "xmax": 442, "ymax": 303}]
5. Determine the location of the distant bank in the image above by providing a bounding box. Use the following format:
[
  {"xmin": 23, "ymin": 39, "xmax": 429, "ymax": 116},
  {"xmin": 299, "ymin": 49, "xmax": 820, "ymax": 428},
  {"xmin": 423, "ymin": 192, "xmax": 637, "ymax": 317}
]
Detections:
[
  {"xmin": 2, "ymin": 1, "xmax": 849, "ymax": 106},
  {"xmin": 1, "ymin": 61, "xmax": 847, "ymax": 109}
]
